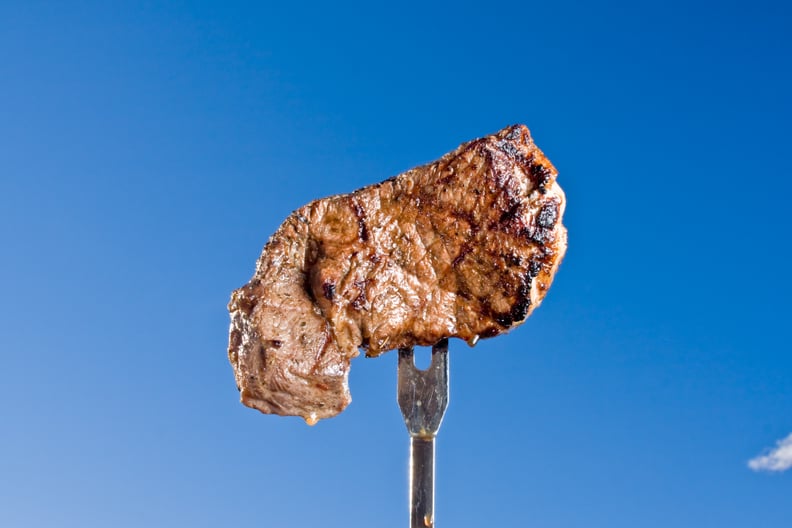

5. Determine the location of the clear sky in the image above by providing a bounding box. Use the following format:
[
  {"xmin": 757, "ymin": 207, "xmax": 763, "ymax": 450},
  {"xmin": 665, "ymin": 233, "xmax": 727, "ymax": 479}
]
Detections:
[{"xmin": 1, "ymin": 1, "xmax": 791, "ymax": 527}]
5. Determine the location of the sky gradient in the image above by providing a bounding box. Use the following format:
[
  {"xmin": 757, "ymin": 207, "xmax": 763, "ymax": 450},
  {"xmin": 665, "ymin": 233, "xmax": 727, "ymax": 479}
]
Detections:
[{"xmin": 1, "ymin": 1, "xmax": 791, "ymax": 527}]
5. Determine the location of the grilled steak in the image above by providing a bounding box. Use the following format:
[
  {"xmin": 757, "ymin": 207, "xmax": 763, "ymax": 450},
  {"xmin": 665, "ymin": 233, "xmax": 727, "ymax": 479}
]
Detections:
[{"xmin": 228, "ymin": 125, "xmax": 567, "ymax": 424}]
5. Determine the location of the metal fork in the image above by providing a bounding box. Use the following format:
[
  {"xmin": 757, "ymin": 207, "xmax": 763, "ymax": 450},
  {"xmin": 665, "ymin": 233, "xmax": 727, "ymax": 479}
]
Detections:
[{"xmin": 397, "ymin": 338, "xmax": 450, "ymax": 528}]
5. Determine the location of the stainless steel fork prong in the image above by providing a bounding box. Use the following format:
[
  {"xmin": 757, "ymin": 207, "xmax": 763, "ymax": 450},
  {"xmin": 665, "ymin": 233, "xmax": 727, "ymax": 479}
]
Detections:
[{"xmin": 397, "ymin": 338, "xmax": 450, "ymax": 528}]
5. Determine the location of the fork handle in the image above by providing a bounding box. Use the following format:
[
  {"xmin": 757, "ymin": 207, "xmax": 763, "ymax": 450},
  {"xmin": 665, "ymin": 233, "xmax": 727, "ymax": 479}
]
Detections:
[{"xmin": 410, "ymin": 436, "xmax": 435, "ymax": 528}]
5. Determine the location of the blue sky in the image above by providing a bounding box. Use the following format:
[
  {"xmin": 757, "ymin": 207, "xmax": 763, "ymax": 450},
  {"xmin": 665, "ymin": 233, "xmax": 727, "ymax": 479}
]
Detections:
[{"xmin": 1, "ymin": 1, "xmax": 791, "ymax": 526}]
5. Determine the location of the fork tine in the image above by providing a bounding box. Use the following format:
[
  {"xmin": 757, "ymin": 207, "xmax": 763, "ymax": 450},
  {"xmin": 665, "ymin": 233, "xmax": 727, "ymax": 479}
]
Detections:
[{"xmin": 397, "ymin": 339, "xmax": 450, "ymax": 437}]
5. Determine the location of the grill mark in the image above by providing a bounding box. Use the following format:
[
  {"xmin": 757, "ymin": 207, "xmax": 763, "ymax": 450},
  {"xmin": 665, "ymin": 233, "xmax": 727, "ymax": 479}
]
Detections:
[
  {"xmin": 510, "ymin": 298, "xmax": 531, "ymax": 323},
  {"xmin": 351, "ymin": 279, "xmax": 368, "ymax": 310},
  {"xmin": 494, "ymin": 312, "xmax": 514, "ymax": 328},
  {"xmin": 530, "ymin": 164, "xmax": 552, "ymax": 194},
  {"xmin": 452, "ymin": 244, "xmax": 472, "ymax": 267},
  {"xmin": 495, "ymin": 139, "xmax": 533, "ymax": 168},
  {"xmin": 450, "ymin": 209, "xmax": 479, "ymax": 237},
  {"xmin": 351, "ymin": 199, "xmax": 369, "ymax": 242},
  {"xmin": 352, "ymin": 293, "xmax": 366, "ymax": 310},
  {"xmin": 478, "ymin": 297, "xmax": 514, "ymax": 330},
  {"xmin": 457, "ymin": 289, "xmax": 471, "ymax": 300},
  {"xmin": 529, "ymin": 259, "xmax": 542, "ymax": 277},
  {"xmin": 523, "ymin": 201, "xmax": 558, "ymax": 244},
  {"xmin": 322, "ymin": 281, "xmax": 335, "ymax": 301},
  {"xmin": 499, "ymin": 200, "xmax": 521, "ymax": 224},
  {"xmin": 505, "ymin": 125, "xmax": 523, "ymax": 141},
  {"xmin": 482, "ymin": 255, "xmax": 544, "ymax": 330},
  {"xmin": 505, "ymin": 253, "xmax": 522, "ymax": 266},
  {"xmin": 525, "ymin": 226, "xmax": 548, "ymax": 244},
  {"xmin": 537, "ymin": 202, "xmax": 559, "ymax": 228},
  {"xmin": 480, "ymin": 326, "xmax": 500, "ymax": 338},
  {"xmin": 510, "ymin": 264, "xmax": 539, "ymax": 324}
]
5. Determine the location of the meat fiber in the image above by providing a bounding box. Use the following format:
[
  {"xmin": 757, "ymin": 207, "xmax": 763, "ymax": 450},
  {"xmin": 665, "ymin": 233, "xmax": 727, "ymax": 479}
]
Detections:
[{"xmin": 228, "ymin": 125, "xmax": 567, "ymax": 424}]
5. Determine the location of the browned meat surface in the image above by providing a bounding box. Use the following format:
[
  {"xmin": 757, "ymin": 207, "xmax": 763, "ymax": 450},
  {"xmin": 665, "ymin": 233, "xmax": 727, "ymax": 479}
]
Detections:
[{"xmin": 228, "ymin": 125, "xmax": 567, "ymax": 424}]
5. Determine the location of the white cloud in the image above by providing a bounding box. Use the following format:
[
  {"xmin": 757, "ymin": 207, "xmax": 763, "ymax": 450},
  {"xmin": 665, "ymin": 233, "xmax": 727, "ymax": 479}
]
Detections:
[{"xmin": 748, "ymin": 433, "xmax": 792, "ymax": 472}]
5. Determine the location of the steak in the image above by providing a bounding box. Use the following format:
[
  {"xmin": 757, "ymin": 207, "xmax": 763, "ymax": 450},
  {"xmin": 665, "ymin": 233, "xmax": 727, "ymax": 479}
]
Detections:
[{"xmin": 228, "ymin": 125, "xmax": 567, "ymax": 424}]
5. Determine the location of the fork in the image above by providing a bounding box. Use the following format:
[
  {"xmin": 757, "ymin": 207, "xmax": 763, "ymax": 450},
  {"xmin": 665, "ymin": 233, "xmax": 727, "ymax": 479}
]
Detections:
[{"xmin": 397, "ymin": 338, "xmax": 450, "ymax": 528}]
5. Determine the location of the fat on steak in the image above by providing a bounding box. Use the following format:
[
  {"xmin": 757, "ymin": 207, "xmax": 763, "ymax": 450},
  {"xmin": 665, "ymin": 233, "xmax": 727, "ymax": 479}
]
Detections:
[{"xmin": 228, "ymin": 125, "xmax": 567, "ymax": 424}]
